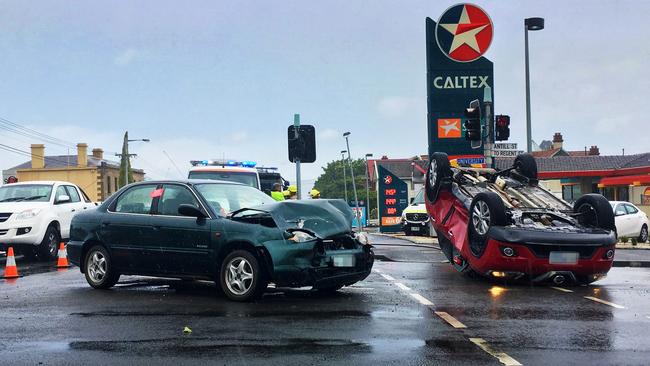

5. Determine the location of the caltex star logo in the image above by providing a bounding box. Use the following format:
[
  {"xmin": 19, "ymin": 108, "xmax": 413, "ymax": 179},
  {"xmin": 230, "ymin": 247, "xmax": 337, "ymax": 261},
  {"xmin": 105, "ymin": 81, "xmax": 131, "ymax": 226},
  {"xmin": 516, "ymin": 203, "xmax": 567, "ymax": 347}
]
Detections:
[{"xmin": 435, "ymin": 3, "xmax": 493, "ymax": 63}]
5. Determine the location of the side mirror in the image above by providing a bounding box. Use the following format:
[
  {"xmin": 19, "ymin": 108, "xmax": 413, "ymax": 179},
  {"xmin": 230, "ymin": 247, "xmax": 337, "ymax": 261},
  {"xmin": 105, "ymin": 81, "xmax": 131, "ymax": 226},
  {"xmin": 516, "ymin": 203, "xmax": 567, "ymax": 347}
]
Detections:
[
  {"xmin": 178, "ymin": 204, "xmax": 206, "ymax": 218},
  {"xmin": 56, "ymin": 195, "xmax": 71, "ymax": 204}
]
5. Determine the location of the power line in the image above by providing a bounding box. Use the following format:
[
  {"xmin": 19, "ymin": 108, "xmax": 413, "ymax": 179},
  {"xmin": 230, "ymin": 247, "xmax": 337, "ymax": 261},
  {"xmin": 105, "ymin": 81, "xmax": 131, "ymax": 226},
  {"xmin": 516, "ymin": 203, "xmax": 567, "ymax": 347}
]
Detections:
[
  {"xmin": 0, "ymin": 143, "xmax": 78, "ymax": 167},
  {"xmin": 0, "ymin": 117, "xmax": 76, "ymax": 148}
]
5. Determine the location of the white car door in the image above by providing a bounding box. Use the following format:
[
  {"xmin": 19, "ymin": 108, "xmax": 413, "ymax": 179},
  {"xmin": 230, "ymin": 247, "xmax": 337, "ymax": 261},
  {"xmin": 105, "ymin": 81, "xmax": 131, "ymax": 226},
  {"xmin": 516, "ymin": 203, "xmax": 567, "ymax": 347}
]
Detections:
[
  {"xmin": 613, "ymin": 203, "xmax": 633, "ymax": 237},
  {"xmin": 52, "ymin": 185, "xmax": 75, "ymax": 238},
  {"xmin": 624, "ymin": 204, "xmax": 644, "ymax": 237}
]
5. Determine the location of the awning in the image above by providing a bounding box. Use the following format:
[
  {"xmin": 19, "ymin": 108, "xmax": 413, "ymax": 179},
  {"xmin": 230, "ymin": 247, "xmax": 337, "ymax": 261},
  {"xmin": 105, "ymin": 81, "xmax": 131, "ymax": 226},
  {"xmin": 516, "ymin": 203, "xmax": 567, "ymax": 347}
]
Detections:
[{"xmin": 599, "ymin": 174, "xmax": 650, "ymax": 187}]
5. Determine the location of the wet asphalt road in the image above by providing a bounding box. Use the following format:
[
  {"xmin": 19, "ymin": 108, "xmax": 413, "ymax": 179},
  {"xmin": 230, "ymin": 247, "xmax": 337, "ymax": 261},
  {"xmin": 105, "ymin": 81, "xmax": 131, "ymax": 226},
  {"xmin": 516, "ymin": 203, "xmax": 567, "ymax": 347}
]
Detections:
[{"xmin": 1, "ymin": 237, "xmax": 650, "ymax": 365}]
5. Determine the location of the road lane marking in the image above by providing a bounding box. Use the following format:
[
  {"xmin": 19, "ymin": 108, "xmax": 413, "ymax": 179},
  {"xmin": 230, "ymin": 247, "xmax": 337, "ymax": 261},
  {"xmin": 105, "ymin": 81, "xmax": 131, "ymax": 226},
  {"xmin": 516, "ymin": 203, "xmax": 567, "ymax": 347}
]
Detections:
[
  {"xmin": 394, "ymin": 282, "xmax": 411, "ymax": 291},
  {"xmin": 409, "ymin": 293, "xmax": 434, "ymax": 306},
  {"xmin": 434, "ymin": 311, "xmax": 467, "ymax": 329},
  {"xmin": 380, "ymin": 273, "xmax": 396, "ymax": 281},
  {"xmin": 372, "ymin": 268, "xmax": 382, "ymax": 273},
  {"xmin": 469, "ymin": 338, "xmax": 522, "ymax": 366},
  {"xmin": 550, "ymin": 286, "xmax": 573, "ymax": 293},
  {"xmin": 584, "ymin": 296, "xmax": 626, "ymax": 309}
]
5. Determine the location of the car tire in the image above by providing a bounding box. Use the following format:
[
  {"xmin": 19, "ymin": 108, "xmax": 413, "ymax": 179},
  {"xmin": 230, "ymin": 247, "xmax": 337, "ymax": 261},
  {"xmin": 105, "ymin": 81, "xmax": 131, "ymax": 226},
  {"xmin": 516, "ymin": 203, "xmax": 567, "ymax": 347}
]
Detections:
[
  {"xmin": 468, "ymin": 192, "xmax": 507, "ymax": 257},
  {"xmin": 84, "ymin": 245, "xmax": 120, "ymax": 289},
  {"xmin": 573, "ymin": 194, "xmax": 616, "ymax": 232},
  {"xmin": 425, "ymin": 152, "xmax": 452, "ymax": 203},
  {"xmin": 639, "ymin": 224, "xmax": 648, "ymax": 243},
  {"xmin": 513, "ymin": 153, "xmax": 538, "ymax": 183},
  {"xmin": 220, "ymin": 250, "xmax": 267, "ymax": 302},
  {"xmin": 37, "ymin": 225, "xmax": 60, "ymax": 261}
]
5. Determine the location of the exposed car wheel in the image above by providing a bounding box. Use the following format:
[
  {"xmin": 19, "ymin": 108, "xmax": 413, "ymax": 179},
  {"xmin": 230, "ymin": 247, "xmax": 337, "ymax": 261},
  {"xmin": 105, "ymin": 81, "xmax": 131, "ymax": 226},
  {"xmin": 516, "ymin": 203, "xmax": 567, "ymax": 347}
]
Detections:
[
  {"xmin": 425, "ymin": 152, "xmax": 452, "ymax": 203},
  {"xmin": 220, "ymin": 250, "xmax": 267, "ymax": 302},
  {"xmin": 573, "ymin": 194, "xmax": 616, "ymax": 232},
  {"xmin": 37, "ymin": 225, "xmax": 60, "ymax": 261},
  {"xmin": 639, "ymin": 225, "xmax": 648, "ymax": 243},
  {"xmin": 84, "ymin": 245, "xmax": 120, "ymax": 289},
  {"xmin": 468, "ymin": 192, "xmax": 507, "ymax": 257},
  {"xmin": 513, "ymin": 153, "xmax": 538, "ymax": 183}
]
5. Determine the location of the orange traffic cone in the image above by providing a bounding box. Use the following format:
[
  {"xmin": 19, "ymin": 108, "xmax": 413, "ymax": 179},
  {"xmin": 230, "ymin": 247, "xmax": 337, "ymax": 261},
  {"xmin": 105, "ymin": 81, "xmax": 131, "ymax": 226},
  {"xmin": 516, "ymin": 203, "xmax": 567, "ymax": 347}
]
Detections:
[
  {"xmin": 57, "ymin": 242, "xmax": 70, "ymax": 268},
  {"xmin": 3, "ymin": 247, "xmax": 19, "ymax": 279}
]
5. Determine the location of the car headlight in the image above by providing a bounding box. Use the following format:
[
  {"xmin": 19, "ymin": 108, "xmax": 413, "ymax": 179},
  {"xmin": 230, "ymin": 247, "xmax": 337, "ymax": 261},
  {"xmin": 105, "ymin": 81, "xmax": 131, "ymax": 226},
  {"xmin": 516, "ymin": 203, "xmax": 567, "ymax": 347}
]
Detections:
[
  {"xmin": 288, "ymin": 231, "xmax": 317, "ymax": 243},
  {"xmin": 355, "ymin": 232, "xmax": 370, "ymax": 245},
  {"xmin": 15, "ymin": 209, "xmax": 42, "ymax": 220}
]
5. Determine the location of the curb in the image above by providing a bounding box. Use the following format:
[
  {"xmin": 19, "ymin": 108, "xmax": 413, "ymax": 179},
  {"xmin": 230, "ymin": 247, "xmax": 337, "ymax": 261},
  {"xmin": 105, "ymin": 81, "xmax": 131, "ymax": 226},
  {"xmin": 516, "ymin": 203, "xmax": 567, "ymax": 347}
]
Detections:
[{"xmin": 612, "ymin": 261, "xmax": 650, "ymax": 268}]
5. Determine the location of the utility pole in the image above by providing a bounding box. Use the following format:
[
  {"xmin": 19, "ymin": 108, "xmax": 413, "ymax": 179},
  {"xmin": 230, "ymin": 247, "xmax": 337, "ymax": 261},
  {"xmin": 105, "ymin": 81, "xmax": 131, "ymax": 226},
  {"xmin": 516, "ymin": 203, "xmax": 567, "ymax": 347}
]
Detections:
[
  {"xmin": 293, "ymin": 114, "xmax": 302, "ymax": 199},
  {"xmin": 341, "ymin": 150, "xmax": 348, "ymax": 202},
  {"xmin": 483, "ymin": 86, "xmax": 494, "ymax": 168},
  {"xmin": 343, "ymin": 132, "xmax": 361, "ymax": 232}
]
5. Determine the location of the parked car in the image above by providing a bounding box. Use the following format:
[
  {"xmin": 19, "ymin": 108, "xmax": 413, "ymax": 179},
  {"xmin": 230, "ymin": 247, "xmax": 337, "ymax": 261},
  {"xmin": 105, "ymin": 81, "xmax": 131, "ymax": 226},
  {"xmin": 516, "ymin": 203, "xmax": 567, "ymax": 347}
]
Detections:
[
  {"xmin": 67, "ymin": 180, "xmax": 374, "ymax": 301},
  {"xmin": 610, "ymin": 201, "xmax": 649, "ymax": 243},
  {"xmin": 425, "ymin": 152, "xmax": 616, "ymax": 285},
  {"xmin": 0, "ymin": 181, "xmax": 97, "ymax": 260},
  {"xmin": 401, "ymin": 189, "xmax": 432, "ymax": 236}
]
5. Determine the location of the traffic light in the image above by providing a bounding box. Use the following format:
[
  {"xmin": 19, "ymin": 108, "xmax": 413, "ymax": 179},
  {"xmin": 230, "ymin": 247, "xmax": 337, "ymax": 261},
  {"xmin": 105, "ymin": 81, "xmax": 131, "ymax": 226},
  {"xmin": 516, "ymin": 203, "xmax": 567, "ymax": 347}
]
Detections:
[
  {"xmin": 495, "ymin": 115, "xmax": 510, "ymax": 141},
  {"xmin": 288, "ymin": 125, "xmax": 316, "ymax": 163},
  {"xmin": 463, "ymin": 100, "xmax": 482, "ymax": 141}
]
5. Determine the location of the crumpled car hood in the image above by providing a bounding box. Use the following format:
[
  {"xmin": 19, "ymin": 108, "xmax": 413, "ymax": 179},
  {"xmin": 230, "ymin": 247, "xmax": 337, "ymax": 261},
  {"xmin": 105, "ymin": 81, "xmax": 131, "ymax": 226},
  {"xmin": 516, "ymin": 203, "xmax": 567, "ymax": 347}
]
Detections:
[{"xmin": 249, "ymin": 199, "xmax": 353, "ymax": 239}]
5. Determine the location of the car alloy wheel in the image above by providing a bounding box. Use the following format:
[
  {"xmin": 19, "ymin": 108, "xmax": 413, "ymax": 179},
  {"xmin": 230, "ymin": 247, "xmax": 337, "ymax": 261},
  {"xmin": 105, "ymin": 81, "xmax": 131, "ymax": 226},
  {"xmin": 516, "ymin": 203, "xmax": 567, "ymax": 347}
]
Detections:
[
  {"xmin": 225, "ymin": 257, "xmax": 255, "ymax": 296},
  {"xmin": 472, "ymin": 200, "xmax": 491, "ymax": 235},
  {"xmin": 87, "ymin": 251, "xmax": 107, "ymax": 284},
  {"xmin": 47, "ymin": 232, "xmax": 58, "ymax": 257},
  {"xmin": 641, "ymin": 225, "xmax": 648, "ymax": 243},
  {"xmin": 429, "ymin": 160, "xmax": 437, "ymax": 188}
]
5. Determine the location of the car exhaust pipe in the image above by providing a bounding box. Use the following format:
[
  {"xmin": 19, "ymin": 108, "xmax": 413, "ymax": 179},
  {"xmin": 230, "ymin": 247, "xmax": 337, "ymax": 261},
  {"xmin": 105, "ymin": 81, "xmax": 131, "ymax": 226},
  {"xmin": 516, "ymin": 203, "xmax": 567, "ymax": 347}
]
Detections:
[{"xmin": 552, "ymin": 275, "xmax": 566, "ymax": 285}]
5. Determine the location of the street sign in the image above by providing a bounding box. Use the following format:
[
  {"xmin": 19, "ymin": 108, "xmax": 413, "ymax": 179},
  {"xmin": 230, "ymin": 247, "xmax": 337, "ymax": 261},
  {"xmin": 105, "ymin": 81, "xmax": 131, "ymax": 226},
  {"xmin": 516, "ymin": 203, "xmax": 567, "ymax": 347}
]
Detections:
[
  {"xmin": 378, "ymin": 166, "xmax": 408, "ymax": 233},
  {"xmin": 426, "ymin": 4, "xmax": 495, "ymax": 158},
  {"xmin": 493, "ymin": 143, "xmax": 518, "ymax": 150},
  {"xmin": 493, "ymin": 150, "xmax": 524, "ymax": 157}
]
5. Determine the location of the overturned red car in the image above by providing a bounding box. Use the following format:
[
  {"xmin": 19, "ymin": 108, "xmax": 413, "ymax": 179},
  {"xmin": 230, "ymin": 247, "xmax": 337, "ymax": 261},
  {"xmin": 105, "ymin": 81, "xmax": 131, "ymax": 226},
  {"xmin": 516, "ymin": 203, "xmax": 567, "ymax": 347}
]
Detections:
[{"xmin": 425, "ymin": 152, "xmax": 617, "ymax": 285}]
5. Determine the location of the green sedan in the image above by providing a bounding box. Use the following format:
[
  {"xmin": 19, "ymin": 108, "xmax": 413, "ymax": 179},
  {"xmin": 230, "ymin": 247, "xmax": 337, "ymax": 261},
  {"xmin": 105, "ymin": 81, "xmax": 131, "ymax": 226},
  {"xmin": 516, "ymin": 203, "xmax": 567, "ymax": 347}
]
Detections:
[{"xmin": 67, "ymin": 180, "xmax": 374, "ymax": 301}]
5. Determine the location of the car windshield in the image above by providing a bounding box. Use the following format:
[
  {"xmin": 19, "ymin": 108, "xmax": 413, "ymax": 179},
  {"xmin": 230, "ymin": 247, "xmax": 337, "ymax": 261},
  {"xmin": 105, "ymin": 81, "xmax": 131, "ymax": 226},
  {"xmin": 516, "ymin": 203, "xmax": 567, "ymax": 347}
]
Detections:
[
  {"xmin": 188, "ymin": 171, "xmax": 259, "ymax": 188},
  {"xmin": 0, "ymin": 184, "xmax": 53, "ymax": 202},
  {"xmin": 194, "ymin": 183, "xmax": 274, "ymax": 216},
  {"xmin": 412, "ymin": 189, "xmax": 425, "ymax": 205}
]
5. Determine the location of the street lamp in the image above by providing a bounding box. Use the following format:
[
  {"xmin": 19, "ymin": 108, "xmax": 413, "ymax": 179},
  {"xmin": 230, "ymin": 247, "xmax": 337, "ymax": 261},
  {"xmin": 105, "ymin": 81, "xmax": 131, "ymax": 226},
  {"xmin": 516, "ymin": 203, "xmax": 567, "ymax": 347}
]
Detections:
[
  {"xmin": 364, "ymin": 153, "xmax": 373, "ymax": 224},
  {"xmin": 340, "ymin": 150, "xmax": 348, "ymax": 202},
  {"xmin": 343, "ymin": 132, "xmax": 361, "ymax": 231},
  {"xmin": 524, "ymin": 17, "xmax": 544, "ymax": 153},
  {"xmin": 119, "ymin": 138, "xmax": 150, "ymax": 186}
]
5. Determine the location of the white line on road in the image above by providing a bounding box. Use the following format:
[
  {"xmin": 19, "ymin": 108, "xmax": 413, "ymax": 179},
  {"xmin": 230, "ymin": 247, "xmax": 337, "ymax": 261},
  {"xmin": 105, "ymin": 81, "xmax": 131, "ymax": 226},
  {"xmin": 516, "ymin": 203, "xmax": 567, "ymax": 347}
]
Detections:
[
  {"xmin": 394, "ymin": 282, "xmax": 411, "ymax": 291},
  {"xmin": 469, "ymin": 338, "xmax": 522, "ymax": 366},
  {"xmin": 550, "ymin": 286, "xmax": 574, "ymax": 293},
  {"xmin": 584, "ymin": 296, "xmax": 626, "ymax": 309},
  {"xmin": 409, "ymin": 293, "xmax": 434, "ymax": 306},
  {"xmin": 434, "ymin": 311, "xmax": 467, "ymax": 329},
  {"xmin": 380, "ymin": 273, "xmax": 396, "ymax": 281},
  {"xmin": 372, "ymin": 268, "xmax": 382, "ymax": 274}
]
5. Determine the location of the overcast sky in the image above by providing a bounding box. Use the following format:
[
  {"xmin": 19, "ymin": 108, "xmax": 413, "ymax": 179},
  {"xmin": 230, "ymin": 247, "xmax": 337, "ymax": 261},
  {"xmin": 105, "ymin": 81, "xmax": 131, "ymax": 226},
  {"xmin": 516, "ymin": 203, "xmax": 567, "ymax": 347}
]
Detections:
[{"xmin": 1, "ymin": 1, "xmax": 648, "ymax": 183}]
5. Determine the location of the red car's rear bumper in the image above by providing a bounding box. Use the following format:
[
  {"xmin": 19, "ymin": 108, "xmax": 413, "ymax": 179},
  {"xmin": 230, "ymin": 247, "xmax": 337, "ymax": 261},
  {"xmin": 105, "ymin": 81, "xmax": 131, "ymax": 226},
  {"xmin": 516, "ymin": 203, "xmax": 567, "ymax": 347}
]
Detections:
[{"xmin": 468, "ymin": 238, "xmax": 615, "ymax": 282}]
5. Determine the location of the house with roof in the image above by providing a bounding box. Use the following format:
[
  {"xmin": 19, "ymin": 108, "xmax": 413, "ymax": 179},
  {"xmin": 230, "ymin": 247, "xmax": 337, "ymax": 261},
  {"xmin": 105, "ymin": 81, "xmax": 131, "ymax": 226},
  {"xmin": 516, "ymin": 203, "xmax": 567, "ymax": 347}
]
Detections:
[{"xmin": 2, "ymin": 143, "xmax": 145, "ymax": 201}]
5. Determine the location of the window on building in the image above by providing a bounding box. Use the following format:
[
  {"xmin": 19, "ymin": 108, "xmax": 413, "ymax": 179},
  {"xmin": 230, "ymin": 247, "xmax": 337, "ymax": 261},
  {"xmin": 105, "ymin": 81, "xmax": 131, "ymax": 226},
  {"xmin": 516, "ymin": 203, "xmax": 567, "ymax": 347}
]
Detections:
[
  {"xmin": 107, "ymin": 176, "xmax": 111, "ymax": 194},
  {"xmin": 562, "ymin": 184, "xmax": 581, "ymax": 203},
  {"xmin": 115, "ymin": 177, "xmax": 118, "ymax": 191},
  {"xmin": 616, "ymin": 186, "xmax": 629, "ymax": 202}
]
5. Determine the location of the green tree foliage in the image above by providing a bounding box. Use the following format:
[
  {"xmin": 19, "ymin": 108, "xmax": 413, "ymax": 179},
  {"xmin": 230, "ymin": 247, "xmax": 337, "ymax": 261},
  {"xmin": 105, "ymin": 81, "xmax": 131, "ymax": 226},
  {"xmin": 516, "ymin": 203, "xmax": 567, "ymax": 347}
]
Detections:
[{"xmin": 313, "ymin": 158, "xmax": 376, "ymax": 216}]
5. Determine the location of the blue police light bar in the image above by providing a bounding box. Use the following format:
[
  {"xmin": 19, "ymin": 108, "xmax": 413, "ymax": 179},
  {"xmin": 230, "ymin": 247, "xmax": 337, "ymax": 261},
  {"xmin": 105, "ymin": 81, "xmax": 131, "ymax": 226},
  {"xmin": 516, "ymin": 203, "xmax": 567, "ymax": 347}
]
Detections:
[{"xmin": 241, "ymin": 161, "xmax": 257, "ymax": 168}]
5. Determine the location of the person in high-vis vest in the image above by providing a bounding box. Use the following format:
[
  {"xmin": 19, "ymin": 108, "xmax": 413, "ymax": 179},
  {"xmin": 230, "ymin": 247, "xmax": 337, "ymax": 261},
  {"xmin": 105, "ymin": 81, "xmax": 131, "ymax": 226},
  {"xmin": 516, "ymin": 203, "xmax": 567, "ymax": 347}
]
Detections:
[
  {"xmin": 270, "ymin": 183, "xmax": 285, "ymax": 201},
  {"xmin": 310, "ymin": 189, "xmax": 321, "ymax": 199},
  {"xmin": 287, "ymin": 185, "xmax": 298, "ymax": 200}
]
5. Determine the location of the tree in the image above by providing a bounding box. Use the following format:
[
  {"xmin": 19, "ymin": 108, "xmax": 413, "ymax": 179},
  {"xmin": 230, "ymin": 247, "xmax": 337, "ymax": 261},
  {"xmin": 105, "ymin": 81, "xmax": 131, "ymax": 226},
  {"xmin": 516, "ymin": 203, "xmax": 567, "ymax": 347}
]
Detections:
[
  {"xmin": 313, "ymin": 158, "xmax": 376, "ymax": 216},
  {"xmin": 117, "ymin": 131, "xmax": 135, "ymax": 189}
]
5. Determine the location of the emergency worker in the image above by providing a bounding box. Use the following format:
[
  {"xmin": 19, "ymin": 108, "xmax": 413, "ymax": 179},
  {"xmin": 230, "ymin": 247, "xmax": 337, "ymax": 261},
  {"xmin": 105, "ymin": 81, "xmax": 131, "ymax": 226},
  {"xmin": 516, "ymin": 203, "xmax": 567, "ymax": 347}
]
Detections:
[
  {"xmin": 287, "ymin": 185, "xmax": 298, "ymax": 200},
  {"xmin": 270, "ymin": 183, "xmax": 285, "ymax": 201},
  {"xmin": 310, "ymin": 189, "xmax": 321, "ymax": 199}
]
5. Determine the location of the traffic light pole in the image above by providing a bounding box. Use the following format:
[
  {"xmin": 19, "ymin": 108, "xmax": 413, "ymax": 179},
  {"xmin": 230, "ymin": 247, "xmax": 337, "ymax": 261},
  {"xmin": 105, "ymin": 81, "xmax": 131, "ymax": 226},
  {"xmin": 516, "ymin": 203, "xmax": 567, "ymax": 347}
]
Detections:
[
  {"xmin": 294, "ymin": 114, "xmax": 302, "ymax": 199},
  {"xmin": 483, "ymin": 87, "xmax": 494, "ymax": 169}
]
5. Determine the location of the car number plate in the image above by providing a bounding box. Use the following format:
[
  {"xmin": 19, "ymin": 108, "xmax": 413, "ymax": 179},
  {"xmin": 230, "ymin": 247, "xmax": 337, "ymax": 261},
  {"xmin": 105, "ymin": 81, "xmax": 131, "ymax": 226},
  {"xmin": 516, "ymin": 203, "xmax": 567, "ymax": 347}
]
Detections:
[
  {"xmin": 332, "ymin": 254, "xmax": 356, "ymax": 267},
  {"xmin": 549, "ymin": 252, "xmax": 579, "ymax": 264},
  {"xmin": 411, "ymin": 226, "xmax": 420, "ymax": 231}
]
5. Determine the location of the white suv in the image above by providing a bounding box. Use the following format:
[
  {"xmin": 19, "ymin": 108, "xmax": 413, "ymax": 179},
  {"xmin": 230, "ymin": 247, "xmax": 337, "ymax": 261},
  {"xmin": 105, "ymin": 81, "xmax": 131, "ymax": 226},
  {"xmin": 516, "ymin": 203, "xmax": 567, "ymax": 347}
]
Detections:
[{"xmin": 0, "ymin": 181, "xmax": 96, "ymax": 260}]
